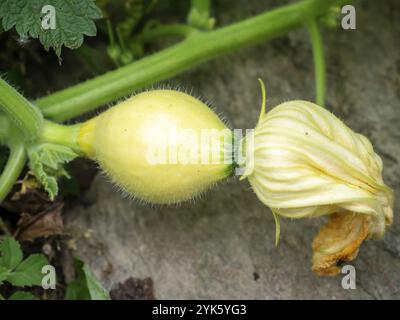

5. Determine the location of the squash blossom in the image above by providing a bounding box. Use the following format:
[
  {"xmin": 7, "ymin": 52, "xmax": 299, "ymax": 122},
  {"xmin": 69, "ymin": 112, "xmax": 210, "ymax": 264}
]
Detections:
[{"xmin": 242, "ymin": 91, "xmax": 394, "ymax": 275}]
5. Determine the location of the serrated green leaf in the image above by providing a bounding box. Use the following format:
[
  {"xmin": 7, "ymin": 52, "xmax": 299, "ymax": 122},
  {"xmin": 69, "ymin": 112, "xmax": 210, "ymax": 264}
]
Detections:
[
  {"xmin": 65, "ymin": 258, "xmax": 109, "ymax": 300},
  {"xmin": 28, "ymin": 143, "xmax": 78, "ymax": 200},
  {"xmin": 8, "ymin": 291, "xmax": 38, "ymax": 300},
  {"xmin": 29, "ymin": 151, "xmax": 58, "ymax": 200},
  {"xmin": 0, "ymin": 0, "xmax": 102, "ymax": 57},
  {"xmin": 36, "ymin": 143, "xmax": 77, "ymax": 170},
  {"xmin": 0, "ymin": 265, "xmax": 10, "ymax": 284},
  {"xmin": 0, "ymin": 236, "xmax": 23, "ymax": 270},
  {"xmin": 7, "ymin": 254, "xmax": 48, "ymax": 287}
]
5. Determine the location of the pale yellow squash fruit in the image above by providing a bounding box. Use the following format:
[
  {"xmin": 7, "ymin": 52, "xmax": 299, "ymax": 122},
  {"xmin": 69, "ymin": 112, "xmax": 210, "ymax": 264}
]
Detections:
[{"xmin": 78, "ymin": 90, "xmax": 233, "ymax": 204}]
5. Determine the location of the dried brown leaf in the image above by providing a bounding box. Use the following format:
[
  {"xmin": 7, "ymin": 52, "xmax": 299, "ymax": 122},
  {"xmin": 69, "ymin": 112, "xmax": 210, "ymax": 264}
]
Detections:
[
  {"xmin": 1, "ymin": 172, "xmax": 52, "ymax": 214},
  {"xmin": 14, "ymin": 203, "xmax": 65, "ymax": 241}
]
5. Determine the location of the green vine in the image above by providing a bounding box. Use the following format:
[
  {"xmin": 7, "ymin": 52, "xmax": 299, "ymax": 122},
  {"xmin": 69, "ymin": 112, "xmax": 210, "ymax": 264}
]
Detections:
[
  {"xmin": 0, "ymin": 115, "xmax": 10, "ymax": 143},
  {"xmin": 0, "ymin": 139, "xmax": 26, "ymax": 203},
  {"xmin": 0, "ymin": 78, "xmax": 43, "ymax": 141}
]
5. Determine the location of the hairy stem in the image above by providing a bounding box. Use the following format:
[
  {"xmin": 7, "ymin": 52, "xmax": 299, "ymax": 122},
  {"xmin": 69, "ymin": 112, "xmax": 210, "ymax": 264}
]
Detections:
[
  {"xmin": 36, "ymin": 0, "xmax": 343, "ymax": 122},
  {"xmin": 40, "ymin": 121, "xmax": 82, "ymax": 154},
  {"xmin": 0, "ymin": 140, "xmax": 26, "ymax": 203},
  {"xmin": 0, "ymin": 78, "xmax": 43, "ymax": 140},
  {"xmin": 0, "ymin": 115, "xmax": 10, "ymax": 143},
  {"xmin": 307, "ymin": 19, "xmax": 326, "ymax": 106}
]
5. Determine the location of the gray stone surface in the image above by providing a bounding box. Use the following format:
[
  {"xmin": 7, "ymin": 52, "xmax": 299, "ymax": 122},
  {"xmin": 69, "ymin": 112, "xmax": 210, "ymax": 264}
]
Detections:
[{"xmin": 65, "ymin": 0, "xmax": 400, "ymax": 299}]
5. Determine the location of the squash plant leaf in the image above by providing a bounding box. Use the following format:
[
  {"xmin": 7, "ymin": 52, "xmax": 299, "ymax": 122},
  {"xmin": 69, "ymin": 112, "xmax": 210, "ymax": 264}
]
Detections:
[
  {"xmin": 28, "ymin": 143, "xmax": 78, "ymax": 200},
  {"xmin": 6, "ymin": 254, "xmax": 48, "ymax": 287},
  {"xmin": 0, "ymin": 236, "xmax": 49, "ymax": 288},
  {"xmin": 0, "ymin": 266, "xmax": 10, "ymax": 285},
  {"xmin": 0, "ymin": 236, "xmax": 23, "ymax": 270},
  {"xmin": 0, "ymin": 0, "xmax": 102, "ymax": 57},
  {"xmin": 8, "ymin": 291, "xmax": 38, "ymax": 300},
  {"xmin": 65, "ymin": 258, "xmax": 110, "ymax": 300}
]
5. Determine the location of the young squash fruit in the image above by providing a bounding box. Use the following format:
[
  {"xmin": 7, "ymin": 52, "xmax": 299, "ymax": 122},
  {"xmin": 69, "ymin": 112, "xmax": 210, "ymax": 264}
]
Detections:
[{"xmin": 77, "ymin": 90, "xmax": 233, "ymax": 204}]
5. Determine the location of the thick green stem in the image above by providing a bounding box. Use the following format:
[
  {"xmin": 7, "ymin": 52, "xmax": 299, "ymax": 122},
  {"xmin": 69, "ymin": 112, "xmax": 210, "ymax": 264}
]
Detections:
[
  {"xmin": 0, "ymin": 140, "xmax": 26, "ymax": 203},
  {"xmin": 307, "ymin": 19, "xmax": 326, "ymax": 106},
  {"xmin": 40, "ymin": 121, "xmax": 82, "ymax": 154},
  {"xmin": 0, "ymin": 115, "xmax": 10, "ymax": 143},
  {"xmin": 36, "ymin": 0, "xmax": 342, "ymax": 122},
  {"xmin": 0, "ymin": 78, "xmax": 43, "ymax": 140},
  {"xmin": 0, "ymin": 121, "xmax": 81, "ymax": 203}
]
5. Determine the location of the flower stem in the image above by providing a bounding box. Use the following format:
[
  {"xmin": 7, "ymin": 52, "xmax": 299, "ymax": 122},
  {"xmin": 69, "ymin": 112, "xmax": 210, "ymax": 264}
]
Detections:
[
  {"xmin": 0, "ymin": 78, "xmax": 43, "ymax": 140},
  {"xmin": 307, "ymin": 19, "xmax": 326, "ymax": 107},
  {"xmin": 36, "ymin": 0, "xmax": 344, "ymax": 122}
]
